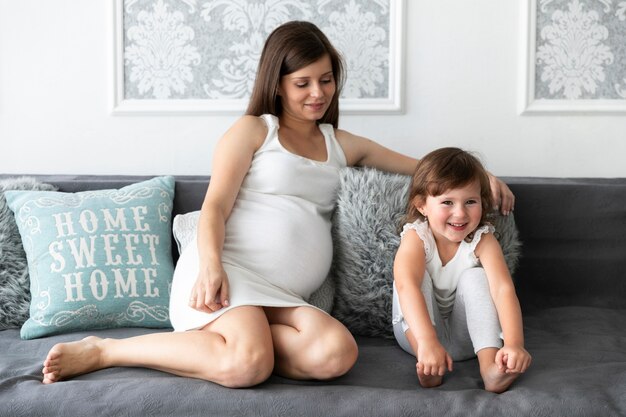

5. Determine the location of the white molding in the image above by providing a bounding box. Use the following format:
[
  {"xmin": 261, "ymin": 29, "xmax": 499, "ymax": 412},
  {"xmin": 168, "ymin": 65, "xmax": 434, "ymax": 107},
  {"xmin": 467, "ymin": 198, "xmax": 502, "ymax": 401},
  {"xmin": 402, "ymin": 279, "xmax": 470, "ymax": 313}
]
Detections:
[
  {"xmin": 110, "ymin": 0, "xmax": 405, "ymax": 115},
  {"xmin": 520, "ymin": 0, "xmax": 626, "ymax": 114},
  {"xmin": 110, "ymin": 0, "xmax": 125, "ymax": 115},
  {"xmin": 518, "ymin": 0, "xmax": 535, "ymax": 115}
]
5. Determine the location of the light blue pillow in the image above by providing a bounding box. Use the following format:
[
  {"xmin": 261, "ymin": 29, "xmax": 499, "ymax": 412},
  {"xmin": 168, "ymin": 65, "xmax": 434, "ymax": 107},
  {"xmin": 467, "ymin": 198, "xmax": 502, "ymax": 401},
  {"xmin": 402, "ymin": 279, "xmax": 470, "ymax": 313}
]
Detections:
[{"xmin": 5, "ymin": 176, "xmax": 175, "ymax": 339}]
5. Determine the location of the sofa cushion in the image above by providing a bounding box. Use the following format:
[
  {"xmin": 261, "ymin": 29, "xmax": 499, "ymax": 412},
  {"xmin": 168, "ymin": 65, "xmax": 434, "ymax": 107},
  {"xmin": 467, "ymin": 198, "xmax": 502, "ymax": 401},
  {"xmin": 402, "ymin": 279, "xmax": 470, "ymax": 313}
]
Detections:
[
  {"xmin": 5, "ymin": 176, "xmax": 175, "ymax": 339},
  {"xmin": 330, "ymin": 168, "xmax": 521, "ymax": 338},
  {"xmin": 0, "ymin": 177, "xmax": 58, "ymax": 329}
]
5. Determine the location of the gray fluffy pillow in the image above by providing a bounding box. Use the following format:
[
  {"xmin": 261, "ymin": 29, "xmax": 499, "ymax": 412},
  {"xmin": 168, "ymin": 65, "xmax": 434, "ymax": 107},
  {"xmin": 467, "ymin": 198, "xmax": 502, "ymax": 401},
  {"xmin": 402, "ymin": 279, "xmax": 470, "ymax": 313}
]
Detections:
[
  {"xmin": 0, "ymin": 177, "xmax": 57, "ymax": 329},
  {"xmin": 330, "ymin": 168, "xmax": 521, "ymax": 339}
]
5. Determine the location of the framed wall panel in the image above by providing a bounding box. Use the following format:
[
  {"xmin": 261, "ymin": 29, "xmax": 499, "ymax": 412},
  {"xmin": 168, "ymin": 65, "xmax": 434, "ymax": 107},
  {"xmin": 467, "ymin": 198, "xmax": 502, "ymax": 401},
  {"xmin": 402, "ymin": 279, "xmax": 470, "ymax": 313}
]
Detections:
[
  {"xmin": 520, "ymin": 0, "xmax": 626, "ymax": 113},
  {"xmin": 110, "ymin": 0, "xmax": 405, "ymax": 115}
]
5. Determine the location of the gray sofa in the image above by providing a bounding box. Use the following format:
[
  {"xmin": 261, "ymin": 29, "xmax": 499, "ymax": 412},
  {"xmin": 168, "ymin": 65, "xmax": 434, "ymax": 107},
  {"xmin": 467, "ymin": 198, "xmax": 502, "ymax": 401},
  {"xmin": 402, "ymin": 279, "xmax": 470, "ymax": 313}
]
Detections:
[{"xmin": 1, "ymin": 174, "xmax": 625, "ymax": 417}]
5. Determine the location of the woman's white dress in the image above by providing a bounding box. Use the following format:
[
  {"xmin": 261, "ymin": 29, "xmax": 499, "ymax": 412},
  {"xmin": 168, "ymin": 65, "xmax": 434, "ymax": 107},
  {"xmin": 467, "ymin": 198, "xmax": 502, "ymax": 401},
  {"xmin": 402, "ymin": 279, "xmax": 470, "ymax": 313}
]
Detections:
[{"xmin": 169, "ymin": 114, "xmax": 347, "ymax": 331}]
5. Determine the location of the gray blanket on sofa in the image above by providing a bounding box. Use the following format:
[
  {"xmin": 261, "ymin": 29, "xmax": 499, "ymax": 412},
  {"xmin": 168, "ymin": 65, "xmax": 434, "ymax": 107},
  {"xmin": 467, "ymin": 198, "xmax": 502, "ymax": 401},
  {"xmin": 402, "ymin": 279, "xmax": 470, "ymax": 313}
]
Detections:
[
  {"xmin": 1, "ymin": 175, "xmax": 625, "ymax": 417},
  {"xmin": 2, "ymin": 306, "xmax": 625, "ymax": 416}
]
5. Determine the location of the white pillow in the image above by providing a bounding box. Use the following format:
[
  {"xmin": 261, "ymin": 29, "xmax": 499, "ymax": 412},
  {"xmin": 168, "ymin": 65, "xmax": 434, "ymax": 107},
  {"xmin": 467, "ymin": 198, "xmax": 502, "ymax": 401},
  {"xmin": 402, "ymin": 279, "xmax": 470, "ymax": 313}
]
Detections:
[{"xmin": 172, "ymin": 210, "xmax": 201, "ymax": 253}]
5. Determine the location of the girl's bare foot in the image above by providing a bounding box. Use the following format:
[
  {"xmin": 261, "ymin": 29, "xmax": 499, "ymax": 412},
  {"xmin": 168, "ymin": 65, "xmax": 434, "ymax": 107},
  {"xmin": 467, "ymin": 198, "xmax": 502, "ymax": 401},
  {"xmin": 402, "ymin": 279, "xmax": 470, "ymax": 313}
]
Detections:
[
  {"xmin": 42, "ymin": 336, "xmax": 106, "ymax": 384},
  {"xmin": 416, "ymin": 363, "xmax": 443, "ymax": 388},
  {"xmin": 480, "ymin": 362, "xmax": 519, "ymax": 393}
]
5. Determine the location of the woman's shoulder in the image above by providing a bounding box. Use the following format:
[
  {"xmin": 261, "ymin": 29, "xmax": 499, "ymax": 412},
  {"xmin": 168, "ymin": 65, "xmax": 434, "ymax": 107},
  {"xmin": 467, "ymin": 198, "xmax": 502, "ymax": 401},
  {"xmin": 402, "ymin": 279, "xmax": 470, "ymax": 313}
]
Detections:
[
  {"xmin": 334, "ymin": 128, "xmax": 361, "ymax": 143},
  {"xmin": 232, "ymin": 114, "xmax": 268, "ymax": 132},
  {"xmin": 333, "ymin": 129, "xmax": 372, "ymax": 166},
  {"xmin": 224, "ymin": 115, "xmax": 269, "ymax": 147}
]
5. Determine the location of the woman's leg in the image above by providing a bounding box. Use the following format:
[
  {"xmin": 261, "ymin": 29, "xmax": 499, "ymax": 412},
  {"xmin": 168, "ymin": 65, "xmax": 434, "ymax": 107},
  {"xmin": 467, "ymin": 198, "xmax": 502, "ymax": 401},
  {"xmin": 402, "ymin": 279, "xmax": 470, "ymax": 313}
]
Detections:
[
  {"xmin": 42, "ymin": 306, "xmax": 274, "ymax": 388},
  {"xmin": 263, "ymin": 306, "xmax": 358, "ymax": 380}
]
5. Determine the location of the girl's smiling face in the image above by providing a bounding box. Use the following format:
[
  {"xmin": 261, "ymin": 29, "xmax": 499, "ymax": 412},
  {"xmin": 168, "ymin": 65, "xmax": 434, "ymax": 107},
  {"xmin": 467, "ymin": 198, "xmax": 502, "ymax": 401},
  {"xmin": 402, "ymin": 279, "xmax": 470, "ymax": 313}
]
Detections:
[
  {"xmin": 417, "ymin": 180, "xmax": 483, "ymax": 245},
  {"xmin": 278, "ymin": 54, "xmax": 336, "ymax": 121}
]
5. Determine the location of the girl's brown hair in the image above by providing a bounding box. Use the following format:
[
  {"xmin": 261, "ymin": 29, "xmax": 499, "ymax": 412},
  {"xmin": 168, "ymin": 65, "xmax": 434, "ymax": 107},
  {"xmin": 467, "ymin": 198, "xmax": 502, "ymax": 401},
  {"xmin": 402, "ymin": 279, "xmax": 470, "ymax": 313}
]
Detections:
[
  {"xmin": 245, "ymin": 21, "xmax": 344, "ymax": 128},
  {"xmin": 403, "ymin": 147, "xmax": 493, "ymax": 230}
]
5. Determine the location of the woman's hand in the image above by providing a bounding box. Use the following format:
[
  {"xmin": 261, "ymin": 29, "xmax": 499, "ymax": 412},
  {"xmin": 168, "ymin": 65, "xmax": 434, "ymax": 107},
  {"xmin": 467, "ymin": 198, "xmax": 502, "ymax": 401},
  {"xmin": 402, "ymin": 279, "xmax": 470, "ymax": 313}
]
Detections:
[
  {"xmin": 188, "ymin": 264, "xmax": 230, "ymax": 313},
  {"xmin": 488, "ymin": 173, "xmax": 515, "ymax": 216}
]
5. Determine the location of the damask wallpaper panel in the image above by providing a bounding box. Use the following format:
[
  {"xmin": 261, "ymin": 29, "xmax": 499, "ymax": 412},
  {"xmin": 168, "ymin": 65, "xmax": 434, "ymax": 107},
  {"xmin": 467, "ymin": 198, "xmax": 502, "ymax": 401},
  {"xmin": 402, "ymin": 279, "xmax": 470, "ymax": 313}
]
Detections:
[
  {"xmin": 111, "ymin": 0, "xmax": 405, "ymax": 114},
  {"xmin": 521, "ymin": 0, "xmax": 626, "ymax": 112}
]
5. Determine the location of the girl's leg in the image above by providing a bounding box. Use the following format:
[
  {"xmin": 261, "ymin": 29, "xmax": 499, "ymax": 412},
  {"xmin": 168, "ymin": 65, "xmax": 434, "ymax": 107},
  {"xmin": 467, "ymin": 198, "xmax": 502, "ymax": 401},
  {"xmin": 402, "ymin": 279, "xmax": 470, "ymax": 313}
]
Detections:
[
  {"xmin": 392, "ymin": 274, "xmax": 441, "ymax": 355},
  {"xmin": 476, "ymin": 348, "xmax": 521, "ymax": 393},
  {"xmin": 263, "ymin": 306, "xmax": 358, "ymax": 380},
  {"xmin": 450, "ymin": 268, "xmax": 502, "ymax": 359},
  {"xmin": 452, "ymin": 268, "xmax": 517, "ymax": 392},
  {"xmin": 392, "ymin": 281, "xmax": 417, "ymax": 355},
  {"xmin": 392, "ymin": 274, "xmax": 446, "ymax": 388},
  {"xmin": 42, "ymin": 306, "xmax": 274, "ymax": 388}
]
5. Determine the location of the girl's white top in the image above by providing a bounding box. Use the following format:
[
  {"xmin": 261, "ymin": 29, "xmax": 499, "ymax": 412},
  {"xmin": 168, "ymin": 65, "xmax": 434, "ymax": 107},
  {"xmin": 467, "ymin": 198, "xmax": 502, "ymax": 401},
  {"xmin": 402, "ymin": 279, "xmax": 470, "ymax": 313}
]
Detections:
[
  {"xmin": 169, "ymin": 114, "xmax": 347, "ymax": 331},
  {"xmin": 401, "ymin": 219, "xmax": 494, "ymax": 318}
]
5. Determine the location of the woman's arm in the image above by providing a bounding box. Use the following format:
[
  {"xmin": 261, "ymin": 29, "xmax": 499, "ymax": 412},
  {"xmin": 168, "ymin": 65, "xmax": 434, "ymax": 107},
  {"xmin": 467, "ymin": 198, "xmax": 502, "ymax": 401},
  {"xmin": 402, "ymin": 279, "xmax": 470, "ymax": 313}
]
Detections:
[
  {"xmin": 335, "ymin": 129, "xmax": 515, "ymax": 214},
  {"xmin": 190, "ymin": 116, "xmax": 266, "ymax": 313},
  {"xmin": 394, "ymin": 231, "xmax": 453, "ymax": 376},
  {"xmin": 488, "ymin": 175, "xmax": 515, "ymax": 216},
  {"xmin": 475, "ymin": 234, "xmax": 532, "ymax": 373},
  {"xmin": 335, "ymin": 129, "xmax": 417, "ymax": 175}
]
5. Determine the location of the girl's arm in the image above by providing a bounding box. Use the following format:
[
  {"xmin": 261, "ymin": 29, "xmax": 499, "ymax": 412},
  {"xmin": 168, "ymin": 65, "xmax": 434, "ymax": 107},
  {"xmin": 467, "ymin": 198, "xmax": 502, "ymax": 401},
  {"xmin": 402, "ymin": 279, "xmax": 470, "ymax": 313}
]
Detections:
[
  {"xmin": 394, "ymin": 231, "xmax": 453, "ymax": 376},
  {"xmin": 190, "ymin": 116, "xmax": 266, "ymax": 313},
  {"xmin": 475, "ymin": 233, "xmax": 532, "ymax": 373}
]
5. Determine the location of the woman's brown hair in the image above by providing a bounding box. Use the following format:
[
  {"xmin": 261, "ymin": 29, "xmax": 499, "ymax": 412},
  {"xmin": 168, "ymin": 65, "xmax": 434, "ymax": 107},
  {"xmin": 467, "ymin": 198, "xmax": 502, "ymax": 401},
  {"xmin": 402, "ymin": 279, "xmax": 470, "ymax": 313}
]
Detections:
[
  {"xmin": 245, "ymin": 21, "xmax": 344, "ymax": 128},
  {"xmin": 403, "ymin": 147, "xmax": 494, "ymax": 231}
]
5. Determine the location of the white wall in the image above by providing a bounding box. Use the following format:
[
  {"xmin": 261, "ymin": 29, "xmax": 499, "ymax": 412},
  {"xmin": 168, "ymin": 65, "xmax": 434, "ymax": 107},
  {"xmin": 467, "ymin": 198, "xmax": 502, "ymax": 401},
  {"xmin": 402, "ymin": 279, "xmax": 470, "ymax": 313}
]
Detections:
[{"xmin": 1, "ymin": 0, "xmax": 624, "ymax": 177}]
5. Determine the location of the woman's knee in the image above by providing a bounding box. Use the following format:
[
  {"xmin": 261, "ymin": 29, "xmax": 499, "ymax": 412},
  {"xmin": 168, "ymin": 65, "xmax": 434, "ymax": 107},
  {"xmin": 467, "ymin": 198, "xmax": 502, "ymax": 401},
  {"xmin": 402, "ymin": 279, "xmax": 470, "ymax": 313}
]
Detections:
[
  {"xmin": 213, "ymin": 341, "xmax": 275, "ymax": 388},
  {"xmin": 197, "ymin": 307, "xmax": 275, "ymax": 388},
  {"xmin": 309, "ymin": 329, "xmax": 358, "ymax": 379}
]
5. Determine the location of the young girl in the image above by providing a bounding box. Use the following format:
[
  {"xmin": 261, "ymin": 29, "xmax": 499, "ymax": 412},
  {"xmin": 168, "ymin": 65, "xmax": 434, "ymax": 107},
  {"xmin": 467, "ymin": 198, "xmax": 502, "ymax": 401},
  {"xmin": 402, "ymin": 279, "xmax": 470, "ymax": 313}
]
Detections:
[{"xmin": 392, "ymin": 147, "xmax": 531, "ymax": 393}]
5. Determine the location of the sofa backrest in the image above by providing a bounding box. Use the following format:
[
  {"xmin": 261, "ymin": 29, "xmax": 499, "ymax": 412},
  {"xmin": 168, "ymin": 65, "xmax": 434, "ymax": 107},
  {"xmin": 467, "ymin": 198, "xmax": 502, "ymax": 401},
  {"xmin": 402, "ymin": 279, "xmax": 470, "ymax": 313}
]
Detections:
[
  {"xmin": 505, "ymin": 177, "xmax": 626, "ymax": 311},
  {"xmin": 2, "ymin": 174, "xmax": 624, "ymax": 311},
  {"xmin": 2, "ymin": 175, "xmax": 210, "ymax": 218}
]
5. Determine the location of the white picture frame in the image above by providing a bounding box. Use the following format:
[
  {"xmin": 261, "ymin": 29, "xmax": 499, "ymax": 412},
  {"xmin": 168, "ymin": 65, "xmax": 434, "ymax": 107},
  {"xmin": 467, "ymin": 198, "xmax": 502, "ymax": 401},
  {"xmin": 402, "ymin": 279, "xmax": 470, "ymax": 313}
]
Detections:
[
  {"xmin": 110, "ymin": 0, "xmax": 405, "ymax": 115},
  {"xmin": 519, "ymin": 0, "xmax": 626, "ymax": 114}
]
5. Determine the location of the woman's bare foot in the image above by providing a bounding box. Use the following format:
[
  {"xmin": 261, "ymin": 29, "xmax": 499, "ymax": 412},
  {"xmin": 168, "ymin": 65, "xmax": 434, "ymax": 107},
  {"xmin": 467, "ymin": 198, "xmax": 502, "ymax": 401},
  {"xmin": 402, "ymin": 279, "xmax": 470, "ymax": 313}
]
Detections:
[
  {"xmin": 42, "ymin": 336, "xmax": 106, "ymax": 384},
  {"xmin": 480, "ymin": 362, "xmax": 519, "ymax": 393},
  {"xmin": 416, "ymin": 363, "xmax": 443, "ymax": 388}
]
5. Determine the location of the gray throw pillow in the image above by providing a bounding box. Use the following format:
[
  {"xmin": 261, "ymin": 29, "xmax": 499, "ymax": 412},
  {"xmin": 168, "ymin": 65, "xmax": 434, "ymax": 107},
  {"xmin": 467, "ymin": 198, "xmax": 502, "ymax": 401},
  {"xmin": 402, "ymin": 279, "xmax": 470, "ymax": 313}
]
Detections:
[
  {"xmin": 330, "ymin": 168, "xmax": 521, "ymax": 339},
  {"xmin": 0, "ymin": 177, "xmax": 57, "ymax": 329}
]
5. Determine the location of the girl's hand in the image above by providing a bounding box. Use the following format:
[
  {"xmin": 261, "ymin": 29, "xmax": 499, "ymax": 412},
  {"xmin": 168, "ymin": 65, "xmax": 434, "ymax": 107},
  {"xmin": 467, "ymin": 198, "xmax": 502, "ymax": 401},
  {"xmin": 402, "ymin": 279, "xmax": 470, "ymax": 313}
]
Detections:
[
  {"xmin": 188, "ymin": 264, "xmax": 230, "ymax": 313},
  {"xmin": 488, "ymin": 173, "xmax": 515, "ymax": 216},
  {"xmin": 417, "ymin": 338, "xmax": 453, "ymax": 377},
  {"xmin": 495, "ymin": 345, "xmax": 532, "ymax": 374}
]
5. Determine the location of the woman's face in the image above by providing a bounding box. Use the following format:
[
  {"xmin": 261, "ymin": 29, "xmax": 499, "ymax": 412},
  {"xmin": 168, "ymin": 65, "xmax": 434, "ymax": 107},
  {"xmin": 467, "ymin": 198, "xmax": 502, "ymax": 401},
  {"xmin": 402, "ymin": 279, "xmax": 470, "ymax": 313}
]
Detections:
[{"xmin": 278, "ymin": 54, "xmax": 336, "ymax": 122}]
